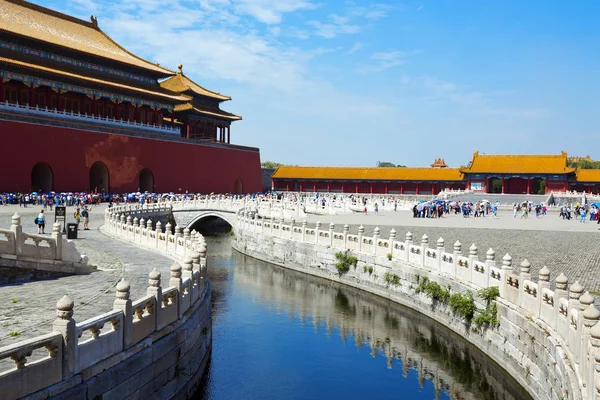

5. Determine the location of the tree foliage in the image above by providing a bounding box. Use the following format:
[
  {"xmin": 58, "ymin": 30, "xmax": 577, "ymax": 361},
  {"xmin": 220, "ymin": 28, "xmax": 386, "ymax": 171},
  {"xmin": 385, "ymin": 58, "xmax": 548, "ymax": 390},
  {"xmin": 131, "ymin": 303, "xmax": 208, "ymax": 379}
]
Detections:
[
  {"xmin": 377, "ymin": 161, "xmax": 407, "ymax": 168},
  {"xmin": 569, "ymin": 160, "xmax": 600, "ymax": 169},
  {"xmin": 261, "ymin": 161, "xmax": 284, "ymax": 169}
]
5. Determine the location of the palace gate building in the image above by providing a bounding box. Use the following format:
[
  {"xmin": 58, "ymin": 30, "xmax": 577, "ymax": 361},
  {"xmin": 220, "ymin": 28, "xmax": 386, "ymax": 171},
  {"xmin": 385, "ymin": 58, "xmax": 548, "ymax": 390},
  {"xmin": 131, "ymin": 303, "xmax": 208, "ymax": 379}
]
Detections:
[
  {"xmin": 272, "ymin": 152, "xmax": 600, "ymax": 195},
  {"xmin": 0, "ymin": 0, "xmax": 261, "ymax": 194}
]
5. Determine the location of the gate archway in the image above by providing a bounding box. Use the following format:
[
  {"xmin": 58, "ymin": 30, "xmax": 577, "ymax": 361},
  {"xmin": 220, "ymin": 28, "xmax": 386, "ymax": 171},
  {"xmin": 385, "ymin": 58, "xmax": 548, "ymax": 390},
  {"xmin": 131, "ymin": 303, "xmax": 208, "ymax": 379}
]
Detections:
[
  {"xmin": 139, "ymin": 168, "xmax": 154, "ymax": 193},
  {"xmin": 234, "ymin": 178, "xmax": 243, "ymax": 194},
  {"xmin": 90, "ymin": 161, "xmax": 110, "ymax": 193},
  {"xmin": 31, "ymin": 162, "xmax": 53, "ymax": 192}
]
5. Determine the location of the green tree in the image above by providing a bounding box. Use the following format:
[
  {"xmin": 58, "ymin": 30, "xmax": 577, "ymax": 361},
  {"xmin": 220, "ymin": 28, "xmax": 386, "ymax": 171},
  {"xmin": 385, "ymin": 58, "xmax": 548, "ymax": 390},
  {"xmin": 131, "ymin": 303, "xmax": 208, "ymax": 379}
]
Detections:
[
  {"xmin": 569, "ymin": 160, "xmax": 600, "ymax": 169},
  {"xmin": 377, "ymin": 161, "xmax": 407, "ymax": 168},
  {"xmin": 261, "ymin": 161, "xmax": 283, "ymax": 169}
]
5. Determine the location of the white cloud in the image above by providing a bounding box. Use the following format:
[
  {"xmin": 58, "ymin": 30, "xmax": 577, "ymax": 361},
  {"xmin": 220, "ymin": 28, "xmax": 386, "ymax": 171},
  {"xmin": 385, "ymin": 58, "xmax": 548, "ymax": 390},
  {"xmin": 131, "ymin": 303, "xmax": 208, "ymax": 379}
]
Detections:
[
  {"xmin": 358, "ymin": 50, "xmax": 407, "ymax": 72},
  {"xmin": 348, "ymin": 42, "xmax": 363, "ymax": 54},
  {"xmin": 233, "ymin": 0, "xmax": 316, "ymax": 24}
]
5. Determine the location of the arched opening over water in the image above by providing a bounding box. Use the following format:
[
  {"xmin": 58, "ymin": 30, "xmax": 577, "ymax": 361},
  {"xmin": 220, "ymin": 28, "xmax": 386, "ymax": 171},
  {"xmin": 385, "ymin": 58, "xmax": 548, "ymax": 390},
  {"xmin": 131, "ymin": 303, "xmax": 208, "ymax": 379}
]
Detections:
[
  {"xmin": 90, "ymin": 161, "xmax": 110, "ymax": 193},
  {"xmin": 188, "ymin": 215, "xmax": 232, "ymax": 236},
  {"xmin": 234, "ymin": 178, "xmax": 243, "ymax": 195},
  {"xmin": 139, "ymin": 168, "xmax": 154, "ymax": 193},
  {"xmin": 31, "ymin": 162, "xmax": 53, "ymax": 192}
]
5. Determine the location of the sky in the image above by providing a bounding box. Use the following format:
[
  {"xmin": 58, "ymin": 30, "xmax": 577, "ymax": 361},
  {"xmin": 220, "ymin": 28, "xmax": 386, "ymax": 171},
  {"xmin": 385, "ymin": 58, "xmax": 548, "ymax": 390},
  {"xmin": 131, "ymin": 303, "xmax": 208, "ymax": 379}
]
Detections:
[{"xmin": 37, "ymin": 0, "xmax": 600, "ymax": 167}]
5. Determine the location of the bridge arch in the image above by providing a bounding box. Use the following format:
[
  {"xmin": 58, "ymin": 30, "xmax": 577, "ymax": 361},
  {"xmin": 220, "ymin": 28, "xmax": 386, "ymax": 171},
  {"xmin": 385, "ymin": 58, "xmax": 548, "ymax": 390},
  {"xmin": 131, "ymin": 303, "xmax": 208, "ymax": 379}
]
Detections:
[{"xmin": 186, "ymin": 211, "xmax": 235, "ymax": 235}]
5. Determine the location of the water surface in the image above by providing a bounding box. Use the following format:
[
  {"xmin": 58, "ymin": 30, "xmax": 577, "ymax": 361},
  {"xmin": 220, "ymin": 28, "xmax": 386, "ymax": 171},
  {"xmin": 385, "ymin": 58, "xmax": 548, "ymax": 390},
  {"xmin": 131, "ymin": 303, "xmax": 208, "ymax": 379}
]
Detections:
[{"xmin": 195, "ymin": 237, "xmax": 530, "ymax": 400}]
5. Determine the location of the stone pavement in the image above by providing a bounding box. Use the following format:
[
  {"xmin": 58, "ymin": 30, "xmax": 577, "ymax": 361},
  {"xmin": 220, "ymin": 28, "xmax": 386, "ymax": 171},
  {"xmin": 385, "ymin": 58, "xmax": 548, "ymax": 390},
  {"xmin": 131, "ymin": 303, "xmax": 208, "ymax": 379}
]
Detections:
[
  {"xmin": 296, "ymin": 210, "xmax": 600, "ymax": 292},
  {"xmin": 0, "ymin": 204, "xmax": 175, "ymax": 348}
]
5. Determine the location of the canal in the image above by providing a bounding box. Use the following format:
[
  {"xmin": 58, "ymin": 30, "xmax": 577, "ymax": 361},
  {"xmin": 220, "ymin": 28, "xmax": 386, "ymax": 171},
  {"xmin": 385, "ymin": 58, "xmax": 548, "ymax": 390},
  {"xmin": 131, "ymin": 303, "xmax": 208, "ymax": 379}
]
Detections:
[{"xmin": 195, "ymin": 236, "xmax": 531, "ymax": 400}]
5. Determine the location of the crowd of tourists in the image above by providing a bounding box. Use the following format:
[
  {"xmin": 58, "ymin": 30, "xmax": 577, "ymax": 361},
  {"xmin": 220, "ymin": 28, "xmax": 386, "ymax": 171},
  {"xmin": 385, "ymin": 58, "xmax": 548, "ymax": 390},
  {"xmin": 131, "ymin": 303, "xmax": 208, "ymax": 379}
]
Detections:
[
  {"xmin": 410, "ymin": 200, "xmax": 500, "ymax": 218},
  {"xmin": 560, "ymin": 203, "xmax": 600, "ymax": 223}
]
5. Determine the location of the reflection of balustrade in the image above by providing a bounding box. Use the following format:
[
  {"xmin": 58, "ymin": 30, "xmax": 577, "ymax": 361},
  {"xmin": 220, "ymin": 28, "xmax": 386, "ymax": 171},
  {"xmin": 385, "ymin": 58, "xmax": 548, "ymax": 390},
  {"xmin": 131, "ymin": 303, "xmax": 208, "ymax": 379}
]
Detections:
[{"xmin": 0, "ymin": 101, "xmax": 180, "ymax": 135}]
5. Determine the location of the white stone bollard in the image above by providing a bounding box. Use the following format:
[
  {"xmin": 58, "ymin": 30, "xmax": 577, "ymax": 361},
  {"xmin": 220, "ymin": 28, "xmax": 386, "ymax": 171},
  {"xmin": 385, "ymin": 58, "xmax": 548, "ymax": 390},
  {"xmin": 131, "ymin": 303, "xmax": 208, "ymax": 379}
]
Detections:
[
  {"xmin": 113, "ymin": 279, "xmax": 133, "ymax": 348},
  {"xmin": 53, "ymin": 295, "xmax": 75, "ymax": 379},
  {"xmin": 147, "ymin": 269, "xmax": 162, "ymax": 331}
]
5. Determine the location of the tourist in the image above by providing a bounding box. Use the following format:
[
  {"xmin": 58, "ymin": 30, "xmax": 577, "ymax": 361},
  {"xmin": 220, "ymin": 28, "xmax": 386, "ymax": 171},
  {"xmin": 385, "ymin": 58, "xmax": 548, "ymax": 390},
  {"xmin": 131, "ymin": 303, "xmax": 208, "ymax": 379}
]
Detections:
[
  {"xmin": 74, "ymin": 207, "xmax": 82, "ymax": 230},
  {"xmin": 82, "ymin": 205, "xmax": 92, "ymax": 230},
  {"xmin": 513, "ymin": 204, "xmax": 518, "ymax": 218},
  {"xmin": 36, "ymin": 209, "xmax": 46, "ymax": 234},
  {"xmin": 580, "ymin": 207, "xmax": 586, "ymax": 223}
]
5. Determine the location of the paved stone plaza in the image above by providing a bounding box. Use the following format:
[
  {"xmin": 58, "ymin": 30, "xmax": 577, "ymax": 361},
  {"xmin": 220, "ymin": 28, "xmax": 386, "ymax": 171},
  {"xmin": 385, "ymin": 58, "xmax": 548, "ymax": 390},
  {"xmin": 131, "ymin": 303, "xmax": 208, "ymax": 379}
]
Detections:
[{"xmin": 0, "ymin": 204, "xmax": 173, "ymax": 348}]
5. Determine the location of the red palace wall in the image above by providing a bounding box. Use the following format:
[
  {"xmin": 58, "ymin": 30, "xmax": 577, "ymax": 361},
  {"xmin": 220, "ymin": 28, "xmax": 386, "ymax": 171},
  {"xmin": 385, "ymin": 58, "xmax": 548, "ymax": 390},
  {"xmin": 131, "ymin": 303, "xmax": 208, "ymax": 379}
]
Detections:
[{"xmin": 0, "ymin": 120, "xmax": 262, "ymax": 194}]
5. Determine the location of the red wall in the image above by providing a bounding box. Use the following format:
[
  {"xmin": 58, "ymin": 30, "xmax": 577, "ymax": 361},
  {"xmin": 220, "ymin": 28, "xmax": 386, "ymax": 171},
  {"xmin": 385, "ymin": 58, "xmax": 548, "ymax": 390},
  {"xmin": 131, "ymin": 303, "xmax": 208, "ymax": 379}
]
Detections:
[{"xmin": 0, "ymin": 120, "xmax": 262, "ymax": 194}]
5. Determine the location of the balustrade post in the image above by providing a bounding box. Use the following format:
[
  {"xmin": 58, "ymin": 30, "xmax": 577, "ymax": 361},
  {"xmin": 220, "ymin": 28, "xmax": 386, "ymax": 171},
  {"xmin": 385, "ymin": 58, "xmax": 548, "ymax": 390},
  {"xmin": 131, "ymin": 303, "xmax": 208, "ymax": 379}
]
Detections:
[
  {"xmin": 589, "ymin": 323, "xmax": 600, "ymax": 399},
  {"xmin": 165, "ymin": 222, "xmax": 172, "ymax": 235},
  {"xmin": 569, "ymin": 282, "xmax": 584, "ymax": 363},
  {"xmin": 290, "ymin": 218, "xmax": 295, "ymax": 239},
  {"xmin": 358, "ymin": 225, "xmax": 365, "ymax": 252},
  {"xmin": 452, "ymin": 240, "xmax": 462, "ymax": 279},
  {"xmin": 389, "ymin": 229, "xmax": 396, "ymax": 246},
  {"xmin": 404, "ymin": 232, "xmax": 413, "ymax": 262},
  {"xmin": 315, "ymin": 221, "xmax": 321, "ymax": 243},
  {"xmin": 373, "ymin": 227, "xmax": 380, "ymax": 255},
  {"xmin": 581, "ymin": 294, "xmax": 598, "ymax": 372},
  {"xmin": 182, "ymin": 257, "xmax": 193, "ymax": 280},
  {"xmin": 126, "ymin": 215, "xmax": 132, "ymax": 227},
  {"xmin": 555, "ymin": 273, "xmax": 569, "ymax": 325},
  {"xmin": 499, "ymin": 253, "xmax": 512, "ymax": 298},
  {"xmin": 518, "ymin": 259, "xmax": 531, "ymax": 308},
  {"xmin": 435, "ymin": 237, "xmax": 444, "ymax": 271},
  {"xmin": 113, "ymin": 279, "xmax": 133, "ymax": 348},
  {"xmin": 343, "ymin": 224, "xmax": 349, "ymax": 248},
  {"xmin": 146, "ymin": 218, "xmax": 153, "ymax": 231},
  {"xmin": 155, "ymin": 221, "xmax": 162, "ymax": 248},
  {"xmin": 420, "ymin": 234, "xmax": 428, "ymax": 266},
  {"xmin": 270, "ymin": 216, "xmax": 274, "ymax": 234},
  {"xmin": 147, "ymin": 268, "xmax": 162, "ymax": 331},
  {"xmin": 53, "ymin": 295, "xmax": 75, "ymax": 379},
  {"xmin": 52, "ymin": 222, "xmax": 63, "ymax": 260},
  {"xmin": 183, "ymin": 227, "xmax": 191, "ymax": 243},
  {"xmin": 301, "ymin": 220, "xmax": 307, "ymax": 242},
  {"xmin": 329, "ymin": 222, "xmax": 335, "ymax": 247},
  {"xmin": 175, "ymin": 225, "xmax": 183, "ymax": 239},
  {"xmin": 170, "ymin": 262, "xmax": 183, "ymax": 318}
]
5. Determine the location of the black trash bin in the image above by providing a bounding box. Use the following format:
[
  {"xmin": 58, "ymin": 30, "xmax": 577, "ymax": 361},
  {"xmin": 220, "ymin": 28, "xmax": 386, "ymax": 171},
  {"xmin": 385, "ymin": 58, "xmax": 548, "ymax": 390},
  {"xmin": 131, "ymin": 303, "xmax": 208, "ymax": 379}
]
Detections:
[{"xmin": 67, "ymin": 223, "xmax": 78, "ymax": 239}]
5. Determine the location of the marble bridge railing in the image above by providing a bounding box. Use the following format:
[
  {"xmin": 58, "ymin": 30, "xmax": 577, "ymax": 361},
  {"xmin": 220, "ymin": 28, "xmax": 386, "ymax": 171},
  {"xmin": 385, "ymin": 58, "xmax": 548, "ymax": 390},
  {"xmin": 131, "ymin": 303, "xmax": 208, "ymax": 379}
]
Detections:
[
  {"xmin": 0, "ymin": 213, "xmax": 91, "ymax": 274},
  {"xmin": 235, "ymin": 210, "xmax": 600, "ymax": 400},
  {"xmin": 0, "ymin": 210, "xmax": 209, "ymax": 400}
]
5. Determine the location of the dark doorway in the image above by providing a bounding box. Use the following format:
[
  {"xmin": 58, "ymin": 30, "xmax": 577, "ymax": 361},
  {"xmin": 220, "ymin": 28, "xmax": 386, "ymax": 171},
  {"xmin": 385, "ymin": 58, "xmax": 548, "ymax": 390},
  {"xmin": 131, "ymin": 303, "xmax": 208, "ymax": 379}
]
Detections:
[
  {"xmin": 234, "ymin": 178, "xmax": 243, "ymax": 194},
  {"xmin": 90, "ymin": 161, "xmax": 110, "ymax": 193},
  {"xmin": 139, "ymin": 168, "xmax": 154, "ymax": 193},
  {"xmin": 31, "ymin": 162, "xmax": 53, "ymax": 192},
  {"xmin": 189, "ymin": 216, "xmax": 232, "ymax": 236},
  {"xmin": 489, "ymin": 178, "xmax": 502, "ymax": 194},
  {"xmin": 532, "ymin": 178, "xmax": 546, "ymax": 195}
]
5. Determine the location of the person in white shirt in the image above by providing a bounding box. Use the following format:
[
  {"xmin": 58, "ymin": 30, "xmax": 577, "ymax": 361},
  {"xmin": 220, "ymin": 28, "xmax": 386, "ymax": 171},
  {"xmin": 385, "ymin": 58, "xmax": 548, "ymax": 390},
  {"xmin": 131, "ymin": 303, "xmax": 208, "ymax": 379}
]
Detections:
[{"xmin": 36, "ymin": 209, "xmax": 46, "ymax": 234}]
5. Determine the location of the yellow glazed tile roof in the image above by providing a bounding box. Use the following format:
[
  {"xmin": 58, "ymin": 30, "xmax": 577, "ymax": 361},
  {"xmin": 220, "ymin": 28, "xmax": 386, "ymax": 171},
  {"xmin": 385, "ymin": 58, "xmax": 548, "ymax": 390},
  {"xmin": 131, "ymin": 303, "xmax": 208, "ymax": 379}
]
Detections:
[
  {"xmin": 160, "ymin": 69, "xmax": 231, "ymax": 101},
  {"xmin": 460, "ymin": 151, "xmax": 575, "ymax": 174},
  {"xmin": 272, "ymin": 166, "xmax": 464, "ymax": 181},
  {"xmin": 173, "ymin": 103, "xmax": 241, "ymax": 120},
  {"xmin": 576, "ymin": 169, "xmax": 600, "ymax": 183},
  {"xmin": 0, "ymin": 0, "xmax": 174, "ymax": 75},
  {"xmin": 0, "ymin": 56, "xmax": 190, "ymax": 102}
]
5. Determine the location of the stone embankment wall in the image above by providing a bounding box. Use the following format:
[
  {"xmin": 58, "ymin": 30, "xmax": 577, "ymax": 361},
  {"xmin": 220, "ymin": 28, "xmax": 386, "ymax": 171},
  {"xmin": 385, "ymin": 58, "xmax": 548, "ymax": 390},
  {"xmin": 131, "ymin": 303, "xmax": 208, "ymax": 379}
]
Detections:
[
  {"xmin": 0, "ymin": 213, "xmax": 93, "ymax": 283},
  {"xmin": 233, "ymin": 212, "xmax": 600, "ymax": 400},
  {"xmin": 0, "ymin": 205, "xmax": 211, "ymax": 400}
]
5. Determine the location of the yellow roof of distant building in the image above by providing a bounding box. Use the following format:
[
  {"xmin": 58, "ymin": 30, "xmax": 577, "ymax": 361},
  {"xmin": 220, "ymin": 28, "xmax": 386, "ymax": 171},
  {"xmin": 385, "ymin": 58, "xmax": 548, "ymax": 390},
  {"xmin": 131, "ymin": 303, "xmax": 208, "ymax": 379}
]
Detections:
[
  {"xmin": 174, "ymin": 103, "xmax": 241, "ymax": 120},
  {"xmin": 575, "ymin": 169, "xmax": 600, "ymax": 183},
  {"xmin": 460, "ymin": 151, "xmax": 575, "ymax": 174},
  {"xmin": 272, "ymin": 166, "xmax": 464, "ymax": 181},
  {"xmin": 0, "ymin": 0, "xmax": 174, "ymax": 75}
]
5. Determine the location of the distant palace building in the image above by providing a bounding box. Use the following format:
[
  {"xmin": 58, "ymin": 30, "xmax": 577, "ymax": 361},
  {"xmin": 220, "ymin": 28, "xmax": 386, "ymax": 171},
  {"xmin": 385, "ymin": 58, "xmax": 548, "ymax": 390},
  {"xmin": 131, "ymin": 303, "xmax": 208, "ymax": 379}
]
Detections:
[
  {"xmin": 0, "ymin": 0, "xmax": 261, "ymax": 193},
  {"xmin": 272, "ymin": 152, "xmax": 600, "ymax": 195}
]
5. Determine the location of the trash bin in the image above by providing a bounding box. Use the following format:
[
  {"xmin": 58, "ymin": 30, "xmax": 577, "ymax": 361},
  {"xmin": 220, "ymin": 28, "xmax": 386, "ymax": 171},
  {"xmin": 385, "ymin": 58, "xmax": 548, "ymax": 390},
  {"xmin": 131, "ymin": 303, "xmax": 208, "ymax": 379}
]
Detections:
[{"xmin": 67, "ymin": 223, "xmax": 78, "ymax": 239}]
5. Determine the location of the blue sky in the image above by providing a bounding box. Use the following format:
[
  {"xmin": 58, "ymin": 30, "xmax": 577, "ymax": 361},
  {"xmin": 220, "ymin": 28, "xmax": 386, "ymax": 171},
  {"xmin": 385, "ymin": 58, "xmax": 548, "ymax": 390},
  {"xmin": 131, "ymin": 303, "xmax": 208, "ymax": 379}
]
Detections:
[{"xmin": 39, "ymin": 0, "xmax": 600, "ymax": 167}]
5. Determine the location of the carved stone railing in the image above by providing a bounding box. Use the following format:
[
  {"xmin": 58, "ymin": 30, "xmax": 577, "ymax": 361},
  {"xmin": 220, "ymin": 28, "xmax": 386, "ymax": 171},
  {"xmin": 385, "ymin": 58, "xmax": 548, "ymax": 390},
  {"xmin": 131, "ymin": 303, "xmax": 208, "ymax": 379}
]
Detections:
[{"xmin": 0, "ymin": 213, "xmax": 92, "ymax": 275}]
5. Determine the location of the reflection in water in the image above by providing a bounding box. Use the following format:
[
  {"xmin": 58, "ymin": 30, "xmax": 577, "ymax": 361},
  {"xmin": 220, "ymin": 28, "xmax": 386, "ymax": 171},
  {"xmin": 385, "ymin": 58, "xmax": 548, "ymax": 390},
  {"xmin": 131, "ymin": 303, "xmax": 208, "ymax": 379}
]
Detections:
[{"xmin": 197, "ymin": 237, "xmax": 531, "ymax": 400}]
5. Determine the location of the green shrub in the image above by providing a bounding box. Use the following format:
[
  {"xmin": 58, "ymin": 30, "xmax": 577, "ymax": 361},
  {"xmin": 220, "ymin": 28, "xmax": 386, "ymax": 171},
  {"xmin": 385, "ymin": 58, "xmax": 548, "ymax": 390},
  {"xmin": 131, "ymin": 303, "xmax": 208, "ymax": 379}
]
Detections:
[
  {"xmin": 448, "ymin": 292, "xmax": 475, "ymax": 321},
  {"xmin": 386, "ymin": 253, "xmax": 392, "ymax": 261},
  {"xmin": 473, "ymin": 286, "xmax": 500, "ymax": 329},
  {"xmin": 335, "ymin": 251, "xmax": 358, "ymax": 276},
  {"xmin": 368, "ymin": 266, "xmax": 374, "ymax": 275},
  {"xmin": 383, "ymin": 272, "xmax": 401, "ymax": 286}
]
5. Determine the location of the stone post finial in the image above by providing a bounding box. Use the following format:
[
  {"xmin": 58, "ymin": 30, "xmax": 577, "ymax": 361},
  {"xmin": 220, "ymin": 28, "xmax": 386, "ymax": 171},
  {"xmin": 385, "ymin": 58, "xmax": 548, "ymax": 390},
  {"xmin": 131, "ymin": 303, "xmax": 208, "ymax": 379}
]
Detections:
[
  {"xmin": 148, "ymin": 268, "xmax": 161, "ymax": 287},
  {"xmin": 183, "ymin": 257, "xmax": 193, "ymax": 278},
  {"xmin": 582, "ymin": 304, "xmax": 600, "ymax": 327},
  {"xmin": 469, "ymin": 243, "xmax": 478, "ymax": 256},
  {"xmin": 486, "ymin": 248, "xmax": 495, "ymax": 261},
  {"xmin": 53, "ymin": 222, "xmax": 61, "ymax": 235},
  {"xmin": 302, "ymin": 220, "xmax": 307, "ymax": 227},
  {"xmin": 133, "ymin": 217, "xmax": 139, "ymax": 227},
  {"xmin": 421, "ymin": 234, "xmax": 428, "ymax": 245},
  {"xmin": 155, "ymin": 221, "xmax": 162, "ymax": 233},
  {"xmin": 389, "ymin": 229, "xmax": 396, "ymax": 239},
  {"xmin": 358, "ymin": 225, "xmax": 365, "ymax": 235},
  {"xmin": 405, "ymin": 232, "xmax": 413, "ymax": 241},
  {"xmin": 165, "ymin": 222, "xmax": 172, "ymax": 234},
  {"xmin": 580, "ymin": 291, "xmax": 595, "ymax": 312},
  {"xmin": 175, "ymin": 225, "xmax": 183, "ymax": 236},
  {"xmin": 502, "ymin": 253, "xmax": 512, "ymax": 270},
  {"xmin": 11, "ymin": 213, "xmax": 21, "ymax": 227},
  {"xmin": 374, "ymin": 227, "xmax": 381, "ymax": 236},
  {"xmin": 343, "ymin": 224, "xmax": 349, "ymax": 233},
  {"xmin": 453, "ymin": 240, "xmax": 461, "ymax": 253},
  {"xmin": 316, "ymin": 221, "xmax": 321, "ymax": 229},
  {"xmin": 556, "ymin": 273, "xmax": 569, "ymax": 290},
  {"xmin": 56, "ymin": 295, "xmax": 74, "ymax": 320},
  {"xmin": 146, "ymin": 219, "xmax": 153, "ymax": 229},
  {"xmin": 170, "ymin": 262, "xmax": 182, "ymax": 279},
  {"xmin": 329, "ymin": 222, "xmax": 335, "ymax": 230},
  {"xmin": 569, "ymin": 281, "xmax": 584, "ymax": 300},
  {"xmin": 436, "ymin": 237, "xmax": 444, "ymax": 249},
  {"xmin": 591, "ymin": 322, "xmax": 600, "ymax": 348},
  {"xmin": 520, "ymin": 259, "xmax": 531, "ymax": 275},
  {"xmin": 538, "ymin": 266, "xmax": 550, "ymax": 282},
  {"xmin": 126, "ymin": 215, "xmax": 132, "ymax": 225},
  {"xmin": 139, "ymin": 217, "xmax": 145, "ymax": 227},
  {"xmin": 120, "ymin": 214, "xmax": 126, "ymax": 224},
  {"xmin": 116, "ymin": 278, "xmax": 131, "ymax": 300}
]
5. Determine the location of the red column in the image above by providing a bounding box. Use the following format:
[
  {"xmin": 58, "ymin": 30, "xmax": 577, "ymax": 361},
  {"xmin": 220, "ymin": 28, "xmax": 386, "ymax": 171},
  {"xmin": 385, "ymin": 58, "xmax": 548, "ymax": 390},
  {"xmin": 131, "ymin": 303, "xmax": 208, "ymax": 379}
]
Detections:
[
  {"xmin": 385, "ymin": 183, "xmax": 389, "ymax": 194},
  {"xmin": 545, "ymin": 178, "xmax": 548, "ymax": 194},
  {"xmin": 416, "ymin": 183, "xmax": 420, "ymax": 195},
  {"xmin": 327, "ymin": 182, "xmax": 331, "ymax": 192},
  {"xmin": 355, "ymin": 183, "xmax": 358, "ymax": 194},
  {"xmin": 431, "ymin": 183, "xmax": 435, "ymax": 195},
  {"xmin": 227, "ymin": 126, "xmax": 231, "ymax": 144},
  {"xmin": 0, "ymin": 79, "xmax": 4, "ymax": 102},
  {"xmin": 589, "ymin": 186, "xmax": 592, "ymax": 194},
  {"xmin": 501, "ymin": 177, "xmax": 505, "ymax": 194},
  {"xmin": 370, "ymin": 182, "xmax": 373, "ymax": 194},
  {"xmin": 56, "ymin": 89, "xmax": 61, "ymax": 111},
  {"xmin": 527, "ymin": 177, "xmax": 530, "ymax": 194},
  {"xmin": 300, "ymin": 182, "xmax": 303, "ymax": 192},
  {"xmin": 286, "ymin": 183, "xmax": 289, "ymax": 191},
  {"xmin": 186, "ymin": 123, "xmax": 190, "ymax": 139},
  {"xmin": 29, "ymin": 83, "xmax": 34, "ymax": 107},
  {"xmin": 400, "ymin": 182, "xmax": 404, "ymax": 194},
  {"xmin": 313, "ymin": 182, "xmax": 317, "ymax": 192},
  {"xmin": 341, "ymin": 182, "xmax": 344, "ymax": 193}
]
